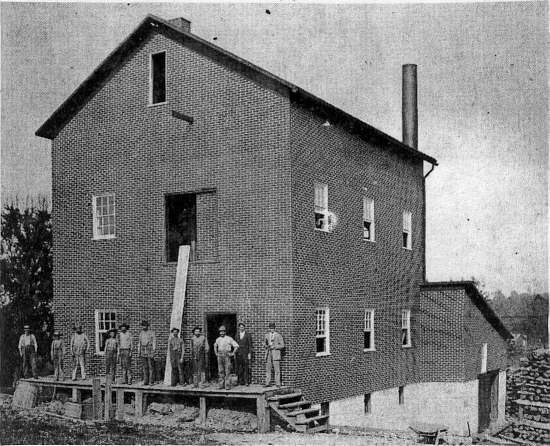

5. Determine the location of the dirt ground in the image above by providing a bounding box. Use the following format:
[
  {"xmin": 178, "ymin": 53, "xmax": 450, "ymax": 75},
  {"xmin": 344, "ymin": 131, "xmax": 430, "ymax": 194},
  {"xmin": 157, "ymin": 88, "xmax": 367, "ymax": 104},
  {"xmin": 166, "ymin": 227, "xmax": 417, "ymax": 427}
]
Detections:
[{"xmin": 0, "ymin": 405, "xmax": 429, "ymax": 445}]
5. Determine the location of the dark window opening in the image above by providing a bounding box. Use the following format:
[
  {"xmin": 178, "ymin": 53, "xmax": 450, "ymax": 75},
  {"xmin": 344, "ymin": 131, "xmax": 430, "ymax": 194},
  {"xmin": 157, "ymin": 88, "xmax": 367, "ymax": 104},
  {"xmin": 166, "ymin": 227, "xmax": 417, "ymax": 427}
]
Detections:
[
  {"xmin": 151, "ymin": 52, "xmax": 166, "ymax": 104},
  {"xmin": 364, "ymin": 394, "xmax": 371, "ymax": 414},
  {"xmin": 364, "ymin": 331, "xmax": 372, "ymax": 350},
  {"xmin": 320, "ymin": 402, "xmax": 329, "ymax": 415},
  {"xmin": 166, "ymin": 194, "xmax": 196, "ymax": 262},
  {"xmin": 402, "ymin": 232, "xmax": 408, "ymax": 248},
  {"xmin": 316, "ymin": 337, "xmax": 326, "ymax": 354},
  {"xmin": 398, "ymin": 386, "xmax": 404, "ymax": 405},
  {"xmin": 364, "ymin": 221, "xmax": 371, "ymax": 240},
  {"xmin": 402, "ymin": 328, "xmax": 410, "ymax": 347},
  {"xmin": 315, "ymin": 212, "xmax": 327, "ymax": 230}
]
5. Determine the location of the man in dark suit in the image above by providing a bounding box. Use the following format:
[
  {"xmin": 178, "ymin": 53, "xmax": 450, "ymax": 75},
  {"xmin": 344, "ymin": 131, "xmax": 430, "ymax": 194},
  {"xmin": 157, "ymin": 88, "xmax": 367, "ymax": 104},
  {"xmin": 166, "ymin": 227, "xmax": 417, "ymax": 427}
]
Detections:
[{"xmin": 235, "ymin": 322, "xmax": 252, "ymax": 386}]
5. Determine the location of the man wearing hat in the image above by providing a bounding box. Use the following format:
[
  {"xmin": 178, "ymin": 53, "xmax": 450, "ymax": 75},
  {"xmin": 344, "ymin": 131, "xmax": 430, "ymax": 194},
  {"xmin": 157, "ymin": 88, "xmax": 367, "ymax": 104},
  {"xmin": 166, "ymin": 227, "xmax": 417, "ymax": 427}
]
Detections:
[
  {"xmin": 190, "ymin": 326, "xmax": 209, "ymax": 388},
  {"xmin": 138, "ymin": 320, "xmax": 156, "ymax": 385},
  {"xmin": 264, "ymin": 322, "xmax": 284, "ymax": 387},
  {"xmin": 236, "ymin": 322, "xmax": 252, "ymax": 386},
  {"xmin": 70, "ymin": 325, "xmax": 89, "ymax": 380},
  {"xmin": 18, "ymin": 325, "xmax": 38, "ymax": 379},
  {"xmin": 213, "ymin": 325, "xmax": 239, "ymax": 390},
  {"xmin": 50, "ymin": 331, "xmax": 65, "ymax": 381},
  {"xmin": 168, "ymin": 328, "xmax": 185, "ymax": 386},
  {"xmin": 118, "ymin": 323, "xmax": 133, "ymax": 384},
  {"xmin": 104, "ymin": 328, "xmax": 118, "ymax": 381}
]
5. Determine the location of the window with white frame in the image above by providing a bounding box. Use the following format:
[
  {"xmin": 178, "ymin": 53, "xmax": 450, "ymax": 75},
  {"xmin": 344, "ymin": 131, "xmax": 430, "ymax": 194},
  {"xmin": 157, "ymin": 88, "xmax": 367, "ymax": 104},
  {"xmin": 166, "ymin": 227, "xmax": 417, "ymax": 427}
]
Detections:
[
  {"xmin": 94, "ymin": 310, "xmax": 118, "ymax": 354},
  {"xmin": 363, "ymin": 196, "xmax": 375, "ymax": 241},
  {"xmin": 315, "ymin": 307, "xmax": 330, "ymax": 355},
  {"xmin": 92, "ymin": 194, "xmax": 115, "ymax": 239},
  {"xmin": 364, "ymin": 309, "xmax": 375, "ymax": 351},
  {"xmin": 314, "ymin": 183, "xmax": 329, "ymax": 232},
  {"xmin": 402, "ymin": 211, "xmax": 412, "ymax": 249},
  {"xmin": 401, "ymin": 309, "xmax": 411, "ymax": 347}
]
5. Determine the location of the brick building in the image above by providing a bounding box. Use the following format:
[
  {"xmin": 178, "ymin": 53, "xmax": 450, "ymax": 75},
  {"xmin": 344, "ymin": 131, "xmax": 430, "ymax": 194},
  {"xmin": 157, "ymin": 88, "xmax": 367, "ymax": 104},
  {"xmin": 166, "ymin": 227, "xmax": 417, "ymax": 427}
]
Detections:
[{"xmin": 36, "ymin": 15, "xmax": 511, "ymax": 434}]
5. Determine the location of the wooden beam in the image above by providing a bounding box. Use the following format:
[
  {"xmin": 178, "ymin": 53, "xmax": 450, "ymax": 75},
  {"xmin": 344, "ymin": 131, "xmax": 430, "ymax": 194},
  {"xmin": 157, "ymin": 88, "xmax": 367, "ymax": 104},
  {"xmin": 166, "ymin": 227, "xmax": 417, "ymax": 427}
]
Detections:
[
  {"xmin": 104, "ymin": 376, "xmax": 113, "ymax": 421},
  {"xmin": 164, "ymin": 245, "xmax": 190, "ymax": 385},
  {"xmin": 171, "ymin": 110, "xmax": 194, "ymax": 124},
  {"xmin": 134, "ymin": 391, "xmax": 145, "ymax": 417},
  {"xmin": 72, "ymin": 388, "xmax": 81, "ymax": 402},
  {"xmin": 199, "ymin": 396, "xmax": 207, "ymax": 425},
  {"xmin": 116, "ymin": 390, "xmax": 125, "ymax": 421},
  {"xmin": 92, "ymin": 378, "xmax": 101, "ymax": 419},
  {"xmin": 256, "ymin": 395, "xmax": 271, "ymax": 433}
]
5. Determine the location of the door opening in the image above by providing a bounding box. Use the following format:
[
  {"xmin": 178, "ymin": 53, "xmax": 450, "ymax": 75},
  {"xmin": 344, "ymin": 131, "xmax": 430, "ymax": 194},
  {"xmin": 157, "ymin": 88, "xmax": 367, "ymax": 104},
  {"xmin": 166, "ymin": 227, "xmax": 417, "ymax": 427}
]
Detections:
[
  {"xmin": 205, "ymin": 313, "xmax": 237, "ymax": 380},
  {"xmin": 478, "ymin": 371, "xmax": 499, "ymax": 433}
]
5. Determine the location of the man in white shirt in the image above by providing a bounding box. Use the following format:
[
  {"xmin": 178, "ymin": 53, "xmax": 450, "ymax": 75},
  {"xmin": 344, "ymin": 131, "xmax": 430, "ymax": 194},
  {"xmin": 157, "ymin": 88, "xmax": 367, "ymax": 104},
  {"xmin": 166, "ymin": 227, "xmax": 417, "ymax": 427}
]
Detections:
[
  {"xmin": 214, "ymin": 325, "xmax": 239, "ymax": 390},
  {"xmin": 18, "ymin": 325, "xmax": 38, "ymax": 379},
  {"xmin": 264, "ymin": 322, "xmax": 284, "ymax": 387},
  {"xmin": 118, "ymin": 323, "xmax": 133, "ymax": 384}
]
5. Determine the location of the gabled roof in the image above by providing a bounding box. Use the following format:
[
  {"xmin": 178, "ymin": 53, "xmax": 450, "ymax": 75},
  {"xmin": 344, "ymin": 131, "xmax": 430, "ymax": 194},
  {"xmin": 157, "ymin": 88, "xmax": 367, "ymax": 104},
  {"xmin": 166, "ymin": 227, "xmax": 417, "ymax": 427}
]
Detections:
[
  {"xmin": 35, "ymin": 14, "xmax": 437, "ymax": 165},
  {"xmin": 421, "ymin": 281, "xmax": 512, "ymax": 340}
]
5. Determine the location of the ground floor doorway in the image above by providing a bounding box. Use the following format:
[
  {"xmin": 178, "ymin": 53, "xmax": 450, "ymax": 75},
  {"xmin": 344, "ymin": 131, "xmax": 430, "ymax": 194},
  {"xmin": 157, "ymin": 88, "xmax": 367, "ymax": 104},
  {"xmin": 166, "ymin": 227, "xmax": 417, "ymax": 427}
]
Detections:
[
  {"xmin": 205, "ymin": 313, "xmax": 237, "ymax": 380},
  {"xmin": 478, "ymin": 371, "xmax": 499, "ymax": 432}
]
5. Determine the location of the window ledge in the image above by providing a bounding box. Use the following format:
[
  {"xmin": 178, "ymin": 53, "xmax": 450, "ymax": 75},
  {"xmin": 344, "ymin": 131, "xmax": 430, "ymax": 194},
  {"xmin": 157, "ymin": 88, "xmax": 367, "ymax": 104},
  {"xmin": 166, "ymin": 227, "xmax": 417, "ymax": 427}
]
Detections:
[
  {"xmin": 402, "ymin": 247, "xmax": 412, "ymax": 251},
  {"xmin": 148, "ymin": 101, "xmax": 168, "ymax": 107},
  {"xmin": 95, "ymin": 351, "xmax": 106, "ymax": 356},
  {"xmin": 314, "ymin": 228, "xmax": 332, "ymax": 234},
  {"xmin": 363, "ymin": 238, "xmax": 376, "ymax": 243},
  {"xmin": 164, "ymin": 259, "xmax": 220, "ymax": 266},
  {"xmin": 402, "ymin": 345, "xmax": 413, "ymax": 349},
  {"xmin": 363, "ymin": 348, "xmax": 376, "ymax": 352},
  {"xmin": 315, "ymin": 352, "xmax": 331, "ymax": 357},
  {"xmin": 92, "ymin": 235, "xmax": 116, "ymax": 241}
]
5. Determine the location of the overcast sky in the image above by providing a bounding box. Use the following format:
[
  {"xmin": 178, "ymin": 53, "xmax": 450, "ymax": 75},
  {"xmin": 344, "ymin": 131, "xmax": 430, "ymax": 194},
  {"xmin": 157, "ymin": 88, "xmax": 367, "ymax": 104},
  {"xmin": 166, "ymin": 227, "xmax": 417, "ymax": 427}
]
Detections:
[{"xmin": 1, "ymin": 1, "xmax": 547, "ymax": 295}]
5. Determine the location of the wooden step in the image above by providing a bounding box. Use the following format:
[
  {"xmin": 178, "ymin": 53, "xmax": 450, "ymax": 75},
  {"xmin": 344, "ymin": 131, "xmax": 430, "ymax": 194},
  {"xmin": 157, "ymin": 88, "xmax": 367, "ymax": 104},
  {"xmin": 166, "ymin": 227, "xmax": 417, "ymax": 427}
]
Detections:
[
  {"xmin": 268, "ymin": 392, "xmax": 303, "ymax": 402},
  {"xmin": 279, "ymin": 400, "xmax": 311, "ymax": 410},
  {"xmin": 306, "ymin": 423, "xmax": 330, "ymax": 433},
  {"xmin": 286, "ymin": 407, "xmax": 319, "ymax": 417},
  {"xmin": 295, "ymin": 414, "xmax": 329, "ymax": 425}
]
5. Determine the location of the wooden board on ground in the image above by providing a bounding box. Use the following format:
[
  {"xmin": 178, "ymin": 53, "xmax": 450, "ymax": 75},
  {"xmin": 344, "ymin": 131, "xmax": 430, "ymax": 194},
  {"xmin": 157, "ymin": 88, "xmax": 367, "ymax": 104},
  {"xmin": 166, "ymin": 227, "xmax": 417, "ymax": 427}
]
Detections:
[{"xmin": 164, "ymin": 245, "xmax": 190, "ymax": 385}]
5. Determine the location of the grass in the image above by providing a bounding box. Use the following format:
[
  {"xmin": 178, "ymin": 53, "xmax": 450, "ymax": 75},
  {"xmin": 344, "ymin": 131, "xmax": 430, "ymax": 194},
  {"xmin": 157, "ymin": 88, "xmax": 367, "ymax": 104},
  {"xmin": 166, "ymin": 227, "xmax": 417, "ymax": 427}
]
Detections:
[{"xmin": 0, "ymin": 408, "xmax": 214, "ymax": 445}]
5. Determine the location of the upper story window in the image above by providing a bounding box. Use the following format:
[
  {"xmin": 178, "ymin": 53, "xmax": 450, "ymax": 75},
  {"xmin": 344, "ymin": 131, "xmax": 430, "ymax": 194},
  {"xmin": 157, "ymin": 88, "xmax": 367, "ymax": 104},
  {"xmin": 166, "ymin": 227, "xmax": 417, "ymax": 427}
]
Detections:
[
  {"xmin": 94, "ymin": 310, "xmax": 117, "ymax": 354},
  {"xmin": 401, "ymin": 309, "xmax": 411, "ymax": 347},
  {"xmin": 363, "ymin": 196, "xmax": 375, "ymax": 241},
  {"xmin": 314, "ymin": 183, "xmax": 329, "ymax": 232},
  {"xmin": 315, "ymin": 307, "xmax": 330, "ymax": 356},
  {"xmin": 150, "ymin": 51, "xmax": 166, "ymax": 105},
  {"xmin": 92, "ymin": 193, "xmax": 115, "ymax": 240},
  {"xmin": 364, "ymin": 309, "xmax": 375, "ymax": 351},
  {"xmin": 402, "ymin": 211, "xmax": 412, "ymax": 249},
  {"xmin": 481, "ymin": 343, "xmax": 488, "ymax": 373}
]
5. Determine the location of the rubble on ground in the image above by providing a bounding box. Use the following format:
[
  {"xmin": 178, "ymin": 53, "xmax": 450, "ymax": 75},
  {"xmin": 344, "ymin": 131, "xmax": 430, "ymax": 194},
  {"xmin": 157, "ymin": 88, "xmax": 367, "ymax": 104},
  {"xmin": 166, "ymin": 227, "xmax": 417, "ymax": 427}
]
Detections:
[
  {"xmin": 0, "ymin": 393, "xmax": 13, "ymax": 409},
  {"xmin": 500, "ymin": 349, "xmax": 550, "ymax": 444},
  {"xmin": 201, "ymin": 408, "xmax": 258, "ymax": 432}
]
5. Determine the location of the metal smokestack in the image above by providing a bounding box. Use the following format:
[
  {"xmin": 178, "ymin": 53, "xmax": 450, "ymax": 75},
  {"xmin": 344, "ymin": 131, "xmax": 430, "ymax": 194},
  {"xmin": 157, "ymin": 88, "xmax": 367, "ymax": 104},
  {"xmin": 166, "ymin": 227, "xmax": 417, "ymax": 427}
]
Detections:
[{"xmin": 402, "ymin": 64, "xmax": 418, "ymax": 150}]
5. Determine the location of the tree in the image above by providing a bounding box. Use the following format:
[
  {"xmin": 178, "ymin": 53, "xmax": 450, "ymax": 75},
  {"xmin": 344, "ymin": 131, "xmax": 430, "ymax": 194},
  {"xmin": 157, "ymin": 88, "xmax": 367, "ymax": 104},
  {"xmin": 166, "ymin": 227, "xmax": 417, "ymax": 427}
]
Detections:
[{"xmin": 0, "ymin": 199, "xmax": 52, "ymax": 386}]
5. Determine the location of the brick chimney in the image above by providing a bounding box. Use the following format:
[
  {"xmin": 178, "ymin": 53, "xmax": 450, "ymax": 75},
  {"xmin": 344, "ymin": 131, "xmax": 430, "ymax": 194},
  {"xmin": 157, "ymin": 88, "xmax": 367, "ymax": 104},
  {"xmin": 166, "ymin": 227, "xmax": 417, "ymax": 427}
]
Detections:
[
  {"xmin": 168, "ymin": 17, "xmax": 191, "ymax": 33},
  {"xmin": 402, "ymin": 64, "xmax": 418, "ymax": 150}
]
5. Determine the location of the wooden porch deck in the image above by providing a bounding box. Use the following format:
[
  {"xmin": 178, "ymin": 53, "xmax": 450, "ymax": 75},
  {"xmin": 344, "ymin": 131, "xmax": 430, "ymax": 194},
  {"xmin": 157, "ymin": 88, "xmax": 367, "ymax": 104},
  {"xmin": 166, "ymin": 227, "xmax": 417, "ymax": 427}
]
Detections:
[{"xmin": 21, "ymin": 377, "xmax": 291, "ymax": 432}]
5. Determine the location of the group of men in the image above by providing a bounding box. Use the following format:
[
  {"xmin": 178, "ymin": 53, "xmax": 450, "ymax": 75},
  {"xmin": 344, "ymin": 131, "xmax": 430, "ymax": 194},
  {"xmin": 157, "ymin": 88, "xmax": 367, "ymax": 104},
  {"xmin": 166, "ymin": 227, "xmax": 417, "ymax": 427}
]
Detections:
[{"xmin": 18, "ymin": 321, "xmax": 285, "ymax": 389}]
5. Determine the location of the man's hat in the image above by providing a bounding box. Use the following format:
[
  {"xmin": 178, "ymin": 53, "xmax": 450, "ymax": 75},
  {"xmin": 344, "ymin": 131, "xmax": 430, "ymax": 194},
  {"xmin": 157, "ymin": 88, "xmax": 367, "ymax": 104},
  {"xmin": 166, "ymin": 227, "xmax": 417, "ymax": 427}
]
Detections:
[
  {"xmin": 192, "ymin": 326, "xmax": 201, "ymax": 332},
  {"xmin": 218, "ymin": 325, "xmax": 226, "ymax": 332},
  {"xmin": 269, "ymin": 322, "xmax": 276, "ymax": 329},
  {"xmin": 119, "ymin": 323, "xmax": 129, "ymax": 330},
  {"xmin": 171, "ymin": 327, "xmax": 180, "ymax": 333},
  {"xmin": 108, "ymin": 328, "xmax": 117, "ymax": 334},
  {"xmin": 238, "ymin": 322, "xmax": 246, "ymax": 328},
  {"xmin": 53, "ymin": 331, "xmax": 61, "ymax": 337},
  {"xmin": 141, "ymin": 320, "xmax": 149, "ymax": 327},
  {"xmin": 23, "ymin": 325, "xmax": 30, "ymax": 330},
  {"xmin": 76, "ymin": 325, "xmax": 83, "ymax": 330}
]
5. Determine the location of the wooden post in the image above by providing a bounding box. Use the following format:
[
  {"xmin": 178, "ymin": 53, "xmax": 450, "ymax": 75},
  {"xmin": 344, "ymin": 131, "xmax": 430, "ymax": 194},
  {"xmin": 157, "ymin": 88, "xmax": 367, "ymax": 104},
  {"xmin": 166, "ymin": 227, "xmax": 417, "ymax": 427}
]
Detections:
[
  {"xmin": 92, "ymin": 377, "xmax": 101, "ymax": 419},
  {"xmin": 135, "ymin": 391, "xmax": 144, "ymax": 417},
  {"xmin": 72, "ymin": 388, "xmax": 81, "ymax": 402},
  {"xmin": 104, "ymin": 375, "xmax": 113, "ymax": 421},
  {"xmin": 116, "ymin": 390, "xmax": 124, "ymax": 421},
  {"xmin": 199, "ymin": 396, "xmax": 207, "ymax": 425},
  {"xmin": 256, "ymin": 395, "xmax": 271, "ymax": 433}
]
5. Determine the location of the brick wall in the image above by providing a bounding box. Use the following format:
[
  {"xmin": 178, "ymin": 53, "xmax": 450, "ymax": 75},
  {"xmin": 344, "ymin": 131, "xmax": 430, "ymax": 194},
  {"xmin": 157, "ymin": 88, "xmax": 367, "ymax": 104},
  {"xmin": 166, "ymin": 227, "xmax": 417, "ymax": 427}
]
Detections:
[
  {"xmin": 463, "ymin": 292, "xmax": 509, "ymax": 380},
  {"xmin": 288, "ymin": 103, "xmax": 426, "ymax": 403},
  {"xmin": 51, "ymin": 29, "xmax": 293, "ymax": 381}
]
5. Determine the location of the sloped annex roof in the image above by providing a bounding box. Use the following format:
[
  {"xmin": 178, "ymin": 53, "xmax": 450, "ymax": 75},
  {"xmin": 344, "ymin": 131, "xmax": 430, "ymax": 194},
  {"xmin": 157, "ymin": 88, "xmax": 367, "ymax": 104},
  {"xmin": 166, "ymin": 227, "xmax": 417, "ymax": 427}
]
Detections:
[
  {"xmin": 35, "ymin": 14, "xmax": 437, "ymax": 165},
  {"xmin": 421, "ymin": 281, "xmax": 512, "ymax": 341}
]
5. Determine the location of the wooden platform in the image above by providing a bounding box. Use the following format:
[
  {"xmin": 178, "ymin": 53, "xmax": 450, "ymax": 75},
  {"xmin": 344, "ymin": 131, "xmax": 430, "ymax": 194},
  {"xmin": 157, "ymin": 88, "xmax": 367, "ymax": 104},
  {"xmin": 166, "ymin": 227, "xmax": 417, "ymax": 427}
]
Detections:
[{"xmin": 21, "ymin": 377, "xmax": 291, "ymax": 432}]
